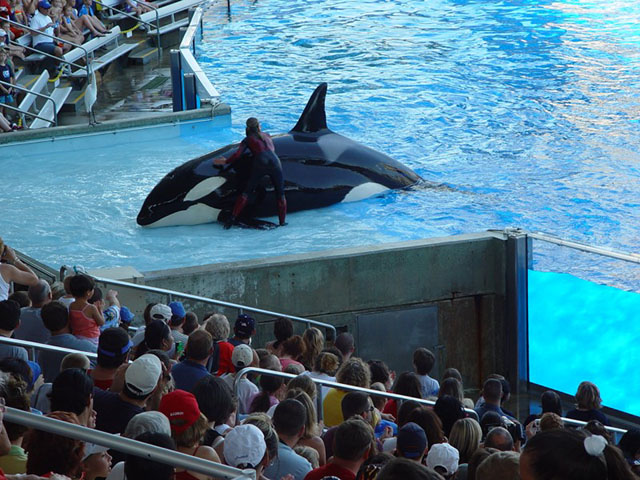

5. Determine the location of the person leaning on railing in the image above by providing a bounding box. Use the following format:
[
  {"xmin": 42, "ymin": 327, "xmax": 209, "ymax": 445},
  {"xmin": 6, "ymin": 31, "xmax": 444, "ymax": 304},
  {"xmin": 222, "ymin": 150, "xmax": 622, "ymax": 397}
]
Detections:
[{"xmin": 0, "ymin": 238, "xmax": 38, "ymax": 301}]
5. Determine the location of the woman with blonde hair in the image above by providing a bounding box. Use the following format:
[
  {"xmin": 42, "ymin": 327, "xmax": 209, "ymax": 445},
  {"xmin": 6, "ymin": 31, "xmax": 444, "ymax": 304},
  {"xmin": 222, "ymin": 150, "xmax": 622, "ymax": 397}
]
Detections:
[
  {"xmin": 449, "ymin": 417, "xmax": 482, "ymax": 464},
  {"xmin": 300, "ymin": 327, "xmax": 324, "ymax": 371},
  {"xmin": 323, "ymin": 357, "xmax": 371, "ymax": 427},
  {"xmin": 566, "ymin": 381, "xmax": 609, "ymax": 426},
  {"xmin": 159, "ymin": 390, "xmax": 221, "ymax": 480},
  {"xmin": 309, "ymin": 351, "xmax": 339, "ymax": 401},
  {"xmin": 285, "ymin": 388, "xmax": 326, "ymax": 465}
]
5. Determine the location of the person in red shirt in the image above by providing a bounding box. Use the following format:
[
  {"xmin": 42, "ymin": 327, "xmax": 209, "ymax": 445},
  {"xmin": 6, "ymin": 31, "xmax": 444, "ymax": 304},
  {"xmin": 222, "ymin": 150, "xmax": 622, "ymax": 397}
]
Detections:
[
  {"xmin": 305, "ymin": 417, "xmax": 374, "ymax": 480},
  {"xmin": 213, "ymin": 117, "xmax": 287, "ymax": 228}
]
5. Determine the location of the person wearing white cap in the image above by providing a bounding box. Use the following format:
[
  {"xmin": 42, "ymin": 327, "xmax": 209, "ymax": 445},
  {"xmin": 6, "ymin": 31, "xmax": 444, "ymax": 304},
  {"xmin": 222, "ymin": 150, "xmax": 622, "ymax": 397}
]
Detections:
[
  {"xmin": 93, "ymin": 354, "xmax": 163, "ymax": 434},
  {"xmin": 221, "ymin": 343, "xmax": 258, "ymax": 414},
  {"xmin": 224, "ymin": 424, "xmax": 269, "ymax": 474},
  {"xmin": 426, "ymin": 442, "xmax": 460, "ymax": 479},
  {"xmin": 82, "ymin": 443, "xmax": 112, "ymax": 480}
]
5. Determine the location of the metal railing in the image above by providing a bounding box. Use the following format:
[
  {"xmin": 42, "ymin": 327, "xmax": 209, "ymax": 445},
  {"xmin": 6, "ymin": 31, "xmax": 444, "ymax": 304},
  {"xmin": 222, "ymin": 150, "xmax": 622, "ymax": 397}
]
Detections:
[
  {"xmin": 0, "ymin": 335, "xmax": 97, "ymax": 360},
  {"xmin": 4, "ymin": 407, "xmax": 255, "ymax": 479},
  {"xmin": 0, "ymin": 103, "xmax": 53, "ymax": 126},
  {"xmin": 0, "ymin": 79, "xmax": 59, "ymax": 126},
  {"xmin": 93, "ymin": 0, "xmax": 161, "ymax": 55},
  {"xmin": 559, "ymin": 415, "xmax": 627, "ymax": 435},
  {"xmin": 68, "ymin": 272, "xmax": 337, "ymax": 338},
  {"xmin": 6, "ymin": 18, "xmax": 90, "ymax": 76},
  {"xmin": 527, "ymin": 231, "xmax": 640, "ymax": 264},
  {"xmin": 234, "ymin": 367, "xmax": 479, "ymax": 422}
]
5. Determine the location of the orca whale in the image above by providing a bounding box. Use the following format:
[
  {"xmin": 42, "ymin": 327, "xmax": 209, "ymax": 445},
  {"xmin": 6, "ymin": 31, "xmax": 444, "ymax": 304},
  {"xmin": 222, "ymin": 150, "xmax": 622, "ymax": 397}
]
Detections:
[{"xmin": 136, "ymin": 83, "xmax": 423, "ymax": 228}]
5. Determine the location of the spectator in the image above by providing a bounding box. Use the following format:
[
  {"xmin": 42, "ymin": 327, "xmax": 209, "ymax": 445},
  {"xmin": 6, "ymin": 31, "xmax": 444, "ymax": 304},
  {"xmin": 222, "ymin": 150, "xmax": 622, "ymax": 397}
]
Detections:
[
  {"xmin": 266, "ymin": 317, "xmax": 293, "ymax": 357},
  {"xmin": 15, "ymin": 279, "xmax": 52, "ymax": 346},
  {"xmin": 305, "ymin": 417, "xmax": 374, "ymax": 480},
  {"xmin": 566, "ymin": 381, "xmax": 609, "ymax": 426},
  {"xmin": 39, "ymin": 301, "xmax": 97, "ymax": 382},
  {"xmin": 285, "ymin": 389, "xmax": 326, "ymax": 466},
  {"xmin": 434, "ymin": 395, "xmax": 466, "ymax": 438},
  {"xmin": 484, "ymin": 427, "xmax": 514, "ymax": 452},
  {"xmin": 123, "ymin": 432, "xmax": 176, "ymax": 480},
  {"xmin": 57, "ymin": 274, "xmax": 75, "ymax": 308},
  {"xmin": 279, "ymin": 335, "xmax": 306, "ymax": 370},
  {"xmin": 221, "ymin": 343, "xmax": 258, "ymax": 414},
  {"xmin": 228, "ymin": 313, "xmax": 256, "ymax": 347},
  {"xmin": 377, "ymin": 457, "xmax": 442, "ymax": 480},
  {"xmin": 413, "ymin": 348, "xmax": 439, "ymax": 398},
  {"xmin": 0, "ymin": 373, "xmax": 31, "ymax": 474},
  {"xmin": 183, "ymin": 311, "xmax": 199, "ymax": 336},
  {"xmin": 383, "ymin": 371, "xmax": 422, "ymax": 419},
  {"xmin": 93, "ymin": 353, "xmax": 162, "ymax": 434},
  {"xmin": 426, "ymin": 443, "xmax": 459, "ymax": 479},
  {"xmin": 523, "ymin": 390, "xmax": 562, "ymax": 428},
  {"xmin": 474, "ymin": 379, "xmax": 514, "ymax": 422},
  {"xmin": 323, "ymin": 357, "xmax": 371, "ymax": 427},
  {"xmin": 538, "ymin": 412, "xmax": 563, "ymax": 432},
  {"xmin": 202, "ymin": 313, "xmax": 234, "ymax": 376},
  {"xmin": 449, "ymin": 417, "xmax": 482, "ymax": 465},
  {"xmin": 618, "ymin": 428, "xmax": 640, "ymax": 476},
  {"xmin": 68, "ymin": 274, "xmax": 104, "ymax": 345},
  {"xmin": 167, "ymin": 301, "xmax": 189, "ymax": 350},
  {"xmin": 31, "ymin": 352, "xmax": 90, "ymax": 414},
  {"xmin": 476, "ymin": 450, "xmax": 519, "ymax": 480},
  {"xmin": 135, "ymin": 319, "xmax": 174, "ymax": 359},
  {"xmin": 50, "ymin": 368, "xmax": 95, "ymax": 427},
  {"xmin": 264, "ymin": 399, "xmax": 312, "ymax": 480},
  {"xmin": 76, "ymin": 0, "xmax": 110, "ymax": 37},
  {"xmin": 88, "ymin": 287, "xmax": 121, "ymax": 332},
  {"xmin": 261, "ymin": 352, "xmax": 283, "ymax": 371},
  {"xmin": 193, "ymin": 375, "xmax": 235, "ymax": 456},
  {"xmin": 49, "ymin": 281, "xmax": 65, "ymax": 302},
  {"xmin": 408, "ymin": 407, "xmax": 446, "ymax": 448},
  {"xmin": 295, "ymin": 446, "xmax": 320, "ymax": 469},
  {"xmin": 334, "ymin": 332, "xmax": 355, "ymax": 362},
  {"xmin": 0, "ymin": 239, "xmax": 38, "ymax": 300},
  {"xmin": 396, "ymin": 422, "xmax": 428, "ymax": 463},
  {"xmin": 324, "ymin": 391, "xmax": 375, "ymax": 460},
  {"xmin": 438, "ymin": 377, "xmax": 465, "ymax": 405},
  {"xmin": 24, "ymin": 411, "xmax": 84, "ymax": 477},
  {"xmin": 119, "ymin": 306, "xmax": 135, "ymax": 329},
  {"xmin": 223, "ymin": 424, "xmax": 269, "ymax": 475},
  {"xmin": 300, "ymin": 327, "xmax": 324, "ymax": 371},
  {"xmin": 520, "ymin": 429, "xmax": 635, "ymax": 480},
  {"xmin": 0, "ymin": 300, "xmax": 27, "ymax": 361},
  {"xmin": 368, "ymin": 360, "xmax": 393, "ymax": 391},
  {"xmin": 7, "ymin": 292, "xmax": 29, "ymax": 308},
  {"xmin": 475, "ymin": 375, "xmax": 513, "ymax": 417},
  {"xmin": 355, "ymin": 452, "xmax": 394, "ymax": 480},
  {"xmin": 91, "ymin": 327, "xmax": 132, "ymax": 390},
  {"xmin": 131, "ymin": 303, "xmax": 167, "ymax": 347},
  {"xmin": 249, "ymin": 372, "xmax": 285, "ymax": 414},
  {"xmin": 467, "ymin": 447, "xmax": 498, "ymax": 480},
  {"xmin": 158, "ymin": 389, "xmax": 221, "ymax": 480},
  {"xmin": 81, "ymin": 443, "xmax": 112, "ymax": 480},
  {"xmin": 171, "ymin": 329, "xmax": 213, "ymax": 392}
]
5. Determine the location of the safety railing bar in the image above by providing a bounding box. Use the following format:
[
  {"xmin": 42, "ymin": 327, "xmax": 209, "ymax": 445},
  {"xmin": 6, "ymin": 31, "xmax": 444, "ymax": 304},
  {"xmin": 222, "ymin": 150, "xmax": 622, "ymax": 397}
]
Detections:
[
  {"xmin": 0, "ymin": 79, "xmax": 58, "ymax": 126},
  {"xmin": 6, "ymin": 17, "xmax": 90, "ymax": 73},
  {"xmin": 91, "ymin": 275, "xmax": 337, "ymax": 337},
  {"xmin": 234, "ymin": 367, "xmax": 479, "ymax": 420},
  {"xmin": 0, "ymin": 102, "xmax": 54, "ymax": 123},
  {"xmin": 92, "ymin": 0, "xmax": 158, "ymax": 29},
  {"xmin": 527, "ymin": 231, "xmax": 640, "ymax": 265},
  {"xmin": 14, "ymin": 251, "xmax": 57, "ymax": 283},
  {"xmin": 12, "ymin": 41, "xmax": 87, "ymax": 71},
  {"xmin": 179, "ymin": 6, "xmax": 201, "ymax": 49},
  {"xmin": 559, "ymin": 415, "xmax": 627, "ymax": 435},
  {"xmin": 0, "ymin": 335, "xmax": 97, "ymax": 359},
  {"xmin": 3, "ymin": 408, "xmax": 256, "ymax": 480}
]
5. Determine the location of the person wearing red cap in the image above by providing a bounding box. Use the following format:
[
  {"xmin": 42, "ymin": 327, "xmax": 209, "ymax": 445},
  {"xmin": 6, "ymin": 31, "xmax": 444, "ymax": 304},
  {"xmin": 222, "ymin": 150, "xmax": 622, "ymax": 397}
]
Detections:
[{"xmin": 158, "ymin": 390, "xmax": 221, "ymax": 480}]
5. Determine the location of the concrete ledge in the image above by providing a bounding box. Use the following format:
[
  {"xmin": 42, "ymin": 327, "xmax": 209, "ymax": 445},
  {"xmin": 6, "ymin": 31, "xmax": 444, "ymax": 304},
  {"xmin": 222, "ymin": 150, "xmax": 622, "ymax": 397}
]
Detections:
[{"xmin": 0, "ymin": 102, "xmax": 231, "ymax": 145}]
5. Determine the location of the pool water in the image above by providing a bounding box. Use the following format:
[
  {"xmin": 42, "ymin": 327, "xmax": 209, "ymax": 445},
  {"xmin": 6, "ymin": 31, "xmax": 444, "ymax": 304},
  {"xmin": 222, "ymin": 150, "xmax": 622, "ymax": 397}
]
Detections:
[{"xmin": 4, "ymin": 0, "xmax": 640, "ymax": 275}]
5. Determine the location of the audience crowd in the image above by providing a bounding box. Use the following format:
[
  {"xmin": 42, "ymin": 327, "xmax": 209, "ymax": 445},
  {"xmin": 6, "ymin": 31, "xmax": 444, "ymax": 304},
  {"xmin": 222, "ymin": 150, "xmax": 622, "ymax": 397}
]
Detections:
[{"xmin": 0, "ymin": 237, "xmax": 638, "ymax": 480}]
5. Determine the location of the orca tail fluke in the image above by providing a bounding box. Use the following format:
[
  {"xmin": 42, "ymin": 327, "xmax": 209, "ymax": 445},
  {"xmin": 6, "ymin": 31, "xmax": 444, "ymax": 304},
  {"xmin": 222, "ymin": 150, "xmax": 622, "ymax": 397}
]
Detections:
[{"xmin": 290, "ymin": 83, "xmax": 329, "ymax": 134}]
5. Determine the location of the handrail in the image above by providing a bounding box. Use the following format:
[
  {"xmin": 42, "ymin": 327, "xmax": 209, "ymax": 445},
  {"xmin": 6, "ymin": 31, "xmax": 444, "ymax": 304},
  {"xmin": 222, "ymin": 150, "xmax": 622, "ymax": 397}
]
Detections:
[
  {"xmin": 234, "ymin": 367, "xmax": 479, "ymax": 422},
  {"xmin": 15, "ymin": 251, "xmax": 58, "ymax": 284},
  {"xmin": 6, "ymin": 17, "xmax": 90, "ymax": 75},
  {"xmin": 0, "ymin": 102, "xmax": 53, "ymax": 124},
  {"xmin": 0, "ymin": 335, "xmax": 98, "ymax": 359},
  {"xmin": 559, "ymin": 415, "xmax": 627, "ymax": 435},
  {"xmin": 0, "ymin": 79, "xmax": 58, "ymax": 126},
  {"xmin": 92, "ymin": 0, "xmax": 161, "ymax": 56},
  {"xmin": 81, "ymin": 274, "xmax": 337, "ymax": 338},
  {"xmin": 527, "ymin": 231, "xmax": 640, "ymax": 265},
  {"xmin": 3, "ymin": 407, "xmax": 255, "ymax": 480}
]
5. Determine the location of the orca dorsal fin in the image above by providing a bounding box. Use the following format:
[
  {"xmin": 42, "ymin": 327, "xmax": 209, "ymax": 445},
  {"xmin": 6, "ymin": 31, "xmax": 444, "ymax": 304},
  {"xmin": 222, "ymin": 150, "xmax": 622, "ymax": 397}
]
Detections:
[{"xmin": 290, "ymin": 83, "xmax": 329, "ymax": 134}]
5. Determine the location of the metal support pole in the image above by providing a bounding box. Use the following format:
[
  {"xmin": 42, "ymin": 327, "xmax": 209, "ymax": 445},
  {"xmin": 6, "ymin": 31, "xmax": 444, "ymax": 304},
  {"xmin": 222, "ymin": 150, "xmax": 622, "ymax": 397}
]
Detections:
[{"xmin": 170, "ymin": 49, "xmax": 183, "ymax": 112}]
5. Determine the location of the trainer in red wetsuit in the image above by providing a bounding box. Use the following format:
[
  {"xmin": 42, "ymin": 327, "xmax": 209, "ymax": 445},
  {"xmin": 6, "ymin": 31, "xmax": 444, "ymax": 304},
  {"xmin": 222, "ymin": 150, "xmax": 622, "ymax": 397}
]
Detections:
[{"xmin": 213, "ymin": 117, "xmax": 287, "ymax": 229}]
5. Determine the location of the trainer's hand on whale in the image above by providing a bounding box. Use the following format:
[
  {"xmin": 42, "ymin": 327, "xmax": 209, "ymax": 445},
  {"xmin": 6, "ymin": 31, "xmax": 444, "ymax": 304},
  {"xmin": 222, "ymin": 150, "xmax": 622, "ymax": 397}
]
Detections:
[{"xmin": 212, "ymin": 156, "xmax": 227, "ymax": 166}]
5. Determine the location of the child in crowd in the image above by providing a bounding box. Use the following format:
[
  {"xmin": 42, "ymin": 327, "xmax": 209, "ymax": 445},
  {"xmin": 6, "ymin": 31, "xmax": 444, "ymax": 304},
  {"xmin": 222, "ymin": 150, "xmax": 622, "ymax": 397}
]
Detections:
[
  {"xmin": 10, "ymin": 0, "xmax": 28, "ymax": 27},
  {"xmin": 413, "ymin": 347, "xmax": 439, "ymax": 398},
  {"xmin": 77, "ymin": 0, "xmax": 110, "ymax": 37},
  {"xmin": 1, "ymin": 21, "xmax": 26, "ymax": 61},
  {"xmin": 0, "ymin": 48, "xmax": 15, "ymax": 117},
  {"xmin": 81, "ymin": 443, "xmax": 112, "ymax": 480},
  {"xmin": 124, "ymin": 0, "xmax": 154, "ymax": 16},
  {"xmin": 68, "ymin": 274, "xmax": 104, "ymax": 345}
]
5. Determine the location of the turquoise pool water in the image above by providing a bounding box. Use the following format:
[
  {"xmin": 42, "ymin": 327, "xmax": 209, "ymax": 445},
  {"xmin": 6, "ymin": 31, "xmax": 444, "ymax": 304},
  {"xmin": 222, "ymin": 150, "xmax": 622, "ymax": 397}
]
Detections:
[{"xmin": 4, "ymin": 0, "xmax": 640, "ymax": 274}]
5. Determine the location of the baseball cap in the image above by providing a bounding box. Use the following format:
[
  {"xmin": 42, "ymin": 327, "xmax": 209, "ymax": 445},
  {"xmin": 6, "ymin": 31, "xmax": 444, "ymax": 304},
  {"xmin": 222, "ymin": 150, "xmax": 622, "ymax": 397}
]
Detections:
[
  {"xmin": 38, "ymin": 0, "xmax": 51, "ymax": 8},
  {"xmin": 234, "ymin": 314, "xmax": 255, "ymax": 338},
  {"xmin": 150, "ymin": 303, "xmax": 172, "ymax": 323},
  {"xmin": 27, "ymin": 360, "xmax": 42, "ymax": 391},
  {"xmin": 98, "ymin": 327, "xmax": 133, "ymax": 358},
  {"xmin": 426, "ymin": 443, "xmax": 460, "ymax": 476},
  {"xmin": 120, "ymin": 306, "xmax": 135, "ymax": 324},
  {"xmin": 124, "ymin": 354, "xmax": 162, "ymax": 397},
  {"xmin": 82, "ymin": 442, "xmax": 110, "ymax": 461},
  {"xmin": 168, "ymin": 301, "xmax": 186, "ymax": 318},
  {"xmin": 158, "ymin": 390, "xmax": 201, "ymax": 435},
  {"xmin": 396, "ymin": 422, "xmax": 427, "ymax": 459},
  {"xmin": 223, "ymin": 424, "xmax": 266, "ymax": 468},
  {"xmin": 231, "ymin": 344, "xmax": 253, "ymax": 368}
]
